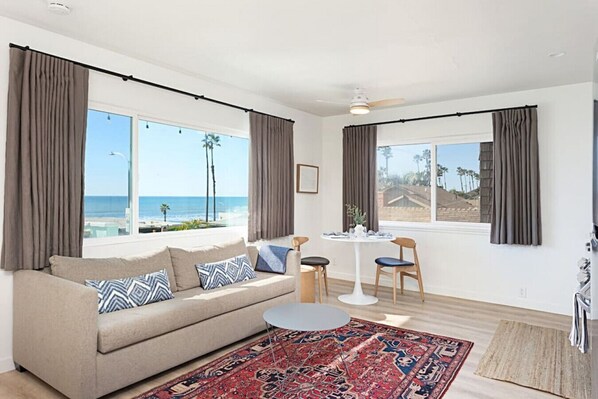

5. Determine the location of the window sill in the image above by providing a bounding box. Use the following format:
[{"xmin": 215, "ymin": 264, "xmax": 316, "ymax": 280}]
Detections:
[
  {"xmin": 83, "ymin": 225, "xmax": 247, "ymax": 247},
  {"xmin": 379, "ymin": 221, "xmax": 490, "ymax": 236}
]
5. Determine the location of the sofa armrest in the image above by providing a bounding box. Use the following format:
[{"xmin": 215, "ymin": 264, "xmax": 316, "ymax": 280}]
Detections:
[
  {"xmin": 14, "ymin": 270, "xmax": 98, "ymax": 399},
  {"xmin": 284, "ymin": 250, "xmax": 301, "ymax": 276},
  {"xmin": 285, "ymin": 250, "xmax": 302, "ymax": 301},
  {"xmin": 247, "ymin": 245, "xmax": 301, "ymax": 301}
]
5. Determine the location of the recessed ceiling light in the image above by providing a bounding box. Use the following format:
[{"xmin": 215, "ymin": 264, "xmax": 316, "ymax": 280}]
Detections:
[
  {"xmin": 47, "ymin": 1, "xmax": 71, "ymax": 15},
  {"xmin": 548, "ymin": 51, "xmax": 566, "ymax": 58}
]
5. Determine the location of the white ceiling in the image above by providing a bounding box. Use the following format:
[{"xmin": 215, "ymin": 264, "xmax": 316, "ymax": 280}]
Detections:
[{"xmin": 1, "ymin": 0, "xmax": 597, "ymax": 116}]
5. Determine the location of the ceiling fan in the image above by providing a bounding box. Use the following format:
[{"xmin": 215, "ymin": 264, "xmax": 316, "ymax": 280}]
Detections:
[{"xmin": 317, "ymin": 88, "xmax": 405, "ymax": 115}]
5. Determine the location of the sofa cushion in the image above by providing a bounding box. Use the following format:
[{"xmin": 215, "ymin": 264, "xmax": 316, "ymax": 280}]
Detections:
[
  {"xmin": 50, "ymin": 248, "xmax": 178, "ymax": 292},
  {"xmin": 86, "ymin": 269, "xmax": 175, "ymax": 314},
  {"xmin": 169, "ymin": 238, "xmax": 249, "ymax": 291},
  {"xmin": 96, "ymin": 271, "xmax": 295, "ymax": 354},
  {"xmin": 196, "ymin": 254, "xmax": 257, "ymax": 290}
]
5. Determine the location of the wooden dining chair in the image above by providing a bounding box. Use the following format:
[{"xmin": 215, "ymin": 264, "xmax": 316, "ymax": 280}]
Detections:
[
  {"xmin": 374, "ymin": 237, "xmax": 424, "ymax": 304},
  {"xmin": 292, "ymin": 236, "xmax": 329, "ymax": 303}
]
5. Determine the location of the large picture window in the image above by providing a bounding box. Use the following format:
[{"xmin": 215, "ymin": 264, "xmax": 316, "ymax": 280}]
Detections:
[
  {"xmin": 377, "ymin": 144, "xmax": 432, "ymax": 223},
  {"xmin": 138, "ymin": 120, "xmax": 249, "ymax": 234},
  {"xmin": 84, "ymin": 108, "xmax": 249, "ymax": 239},
  {"xmin": 436, "ymin": 142, "xmax": 493, "ymax": 223},
  {"xmin": 377, "ymin": 139, "xmax": 492, "ymax": 225},
  {"xmin": 84, "ymin": 109, "xmax": 132, "ymax": 238}
]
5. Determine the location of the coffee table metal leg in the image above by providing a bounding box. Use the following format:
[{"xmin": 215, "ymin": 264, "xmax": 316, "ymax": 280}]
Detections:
[
  {"xmin": 265, "ymin": 322, "xmax": 279, "ymax": 366},
  {"xmin": 279, "ymin": 331, "xmax": 351, "ymax": 389},
  {"xmin": 264, "ymin": 325, "xmax": 304, "ymax": 392},
  {"xmin": 334, "ymin": 332, "xmax": 351, "ymax": 379},
  {"xmin": 266, "ymin": 323, "xmax": 292, "ymax": 367},
  {"xmin": 266, "ymin": 326, "xmax": 347, "ymax": 394}
]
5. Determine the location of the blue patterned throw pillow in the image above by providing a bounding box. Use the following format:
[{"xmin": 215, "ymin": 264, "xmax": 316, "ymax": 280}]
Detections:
[
  {"xmin": 196, "ymin": 254, "xmax": 257, "ymax": 290},
  {"xmin": 85, "ymin": 269, "xmax": 174, "ymax": 314}
]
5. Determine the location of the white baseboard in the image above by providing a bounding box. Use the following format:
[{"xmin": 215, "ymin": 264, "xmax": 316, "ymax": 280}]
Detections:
[
  {"xmin": 0, "ymin": 356, "xmax": 14, "ymax": 374},
  {"xmin": 326, "ymin": 270, "xmax": 570, "ymax": 316}
]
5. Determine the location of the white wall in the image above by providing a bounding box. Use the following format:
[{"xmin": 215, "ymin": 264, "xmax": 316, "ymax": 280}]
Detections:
[
  {"xmin": 321, "ymin": 83, "xmax": 594, "ymax": 317},
  {"xmin": 0, "ymin": 16, "xmax": 323, "ymax": 373}
]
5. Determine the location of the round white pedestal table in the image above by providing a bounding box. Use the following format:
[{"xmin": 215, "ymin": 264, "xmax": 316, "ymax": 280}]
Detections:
[{"xmin": 321, "ymin": 235, "xmax": 394, "ymax": 306}]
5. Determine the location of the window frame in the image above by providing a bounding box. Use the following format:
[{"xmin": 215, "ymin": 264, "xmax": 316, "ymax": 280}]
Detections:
[
  {"xmin": 378, "ymin": 132, "xmax": 492, "ymax": 234},
  {"xmin": 85, "ymin": 101, "xmax": 250, "ymax": 244}
]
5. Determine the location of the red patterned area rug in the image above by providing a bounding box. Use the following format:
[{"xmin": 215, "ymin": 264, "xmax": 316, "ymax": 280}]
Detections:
[{"xmin": 136, "ymin": 318, "xmax": 473, "ymax": 399}]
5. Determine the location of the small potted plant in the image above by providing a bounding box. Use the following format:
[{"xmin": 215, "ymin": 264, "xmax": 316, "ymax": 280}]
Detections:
[{"xmin": 345, "ymin": 204, "xmax": 367, "ymax": 237}]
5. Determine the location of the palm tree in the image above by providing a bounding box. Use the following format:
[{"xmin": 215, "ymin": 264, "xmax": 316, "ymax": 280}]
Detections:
[
  {"xmin": 462, "ymin": 169, "xmax": 468, "ymax": 192},
  {"xmin": 378, "ymin": 146, "xmax": 393, "ymax": 177},
  {"xmin": 201, "ymin": 134, "xmax": 211, "ymax": 222},
  {"xmin": 473, "ymin": 172, "xmax": 480, "ymax": 189},
  {"xmin": 160, "ymin": 203, "xmax": 170, "ymax": 222},
  {"xmin": 206, "ymin": 133, "xmax": 221, "ymax": 221},
  {"xmin": 443, "ymin": 166, "xmax": 449, "ymax": 189},
  {"xmin": 456, "ymin": 167, "xmax": 465, "ymax": 192},
  {"xmin": 468, "ymin": 169, "xmax": 475, "ymax": 191},
  {"xmin": 413, "ymin": 154, "xmax": 422, "ymax": 173},
  {"xmin": 421, "ymin": 149, "xmax": 432, "ymax": 185},
  {"xmin": 437, "ymin": 164, "xmax": 449, "ymax": 189}
]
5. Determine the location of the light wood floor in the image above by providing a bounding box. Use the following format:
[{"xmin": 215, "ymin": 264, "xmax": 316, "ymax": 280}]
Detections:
[{"xmin": 0, "ymin": 278, "xmax": 573, "ymax": 399}]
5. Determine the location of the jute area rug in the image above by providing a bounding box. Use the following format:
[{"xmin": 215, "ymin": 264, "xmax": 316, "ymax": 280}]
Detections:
[{"xmin": 475, "ymin": 320, "xmax": 591, "ymax": 399}]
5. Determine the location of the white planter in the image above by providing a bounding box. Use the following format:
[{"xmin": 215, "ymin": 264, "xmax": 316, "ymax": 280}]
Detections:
[{"xmin": 354, "ymin": 224, "xmax": 366, "ymax": 237}]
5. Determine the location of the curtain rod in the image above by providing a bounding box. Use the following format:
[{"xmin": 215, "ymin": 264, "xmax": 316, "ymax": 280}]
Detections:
[
  {"xmin": 9, "ymin": 43, "xmax": 295, "ymax": 124},
  {"xmin": 344, "ymin": 104, "xmax": 537, "ymax": 129}
]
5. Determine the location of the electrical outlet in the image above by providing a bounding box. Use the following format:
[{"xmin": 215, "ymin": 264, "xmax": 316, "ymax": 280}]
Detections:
[{"xmin": 519, "ymin": 288, "xmax": 527, "ymax": 298}]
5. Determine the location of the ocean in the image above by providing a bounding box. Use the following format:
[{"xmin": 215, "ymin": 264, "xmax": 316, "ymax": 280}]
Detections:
[{"xmin": 84, "ymin": 196, "xmax": 248, "ymax": 222}]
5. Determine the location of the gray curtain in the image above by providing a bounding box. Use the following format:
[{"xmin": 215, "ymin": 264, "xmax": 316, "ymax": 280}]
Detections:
[
  {"xmin": 479, "ymin": 142, "xmax": 493, "ymax": 223},
  {"xmin": 342, "ymin": 125, "xmax": 379, "ymax": 231},
  {"xmin": 248, "ymin": 112, "xmax": 294, "ymax": 242},
  {"xmin": 1, "ymin": 48, "xmax": 89, "ymax": 271},
  {"xmin": 490, "ymin": 108, "xmax": 541, "ymax": 245}
]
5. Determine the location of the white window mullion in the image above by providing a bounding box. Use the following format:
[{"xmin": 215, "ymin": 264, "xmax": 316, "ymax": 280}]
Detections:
[
  {"xmin": 131, "ymin": 114, "xmax": 140, "ymax": 236},
  {"xmin": 430, "ymin": 144, "xmax": 437, "ymax": 223}
]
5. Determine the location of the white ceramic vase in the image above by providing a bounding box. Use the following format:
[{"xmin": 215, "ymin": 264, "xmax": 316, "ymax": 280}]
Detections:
[{"xmin": 354, "ymin": 224, "xmax": 366, "ymax": 238}]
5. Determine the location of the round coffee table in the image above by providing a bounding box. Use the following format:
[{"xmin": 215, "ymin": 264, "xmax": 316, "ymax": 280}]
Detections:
[
  {"xmin": 263, "ymin": 303, "xmax": 350, "ymax": 331},
  {"xmin": 263, "ymin": 303, "xmax": 351, "ymax": 389}
]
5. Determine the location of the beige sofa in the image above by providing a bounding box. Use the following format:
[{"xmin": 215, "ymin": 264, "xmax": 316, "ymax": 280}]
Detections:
[{"xmin": 12, "ymin": 238, "xmax": 300, "ymax": 399}]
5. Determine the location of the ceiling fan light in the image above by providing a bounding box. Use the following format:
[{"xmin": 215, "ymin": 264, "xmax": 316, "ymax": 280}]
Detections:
[{"xmin": 350, "ymin": 104, "xmax": 370, "ymax": 115}]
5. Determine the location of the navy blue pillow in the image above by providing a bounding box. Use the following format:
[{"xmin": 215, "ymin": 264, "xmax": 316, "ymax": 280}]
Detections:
[{"xmin": 255, "ymin": 245, "xmax": 291, "ymax": 274}]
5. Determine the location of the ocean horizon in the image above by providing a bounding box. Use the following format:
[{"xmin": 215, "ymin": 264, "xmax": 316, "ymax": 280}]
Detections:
[{"xmin": 85, "ymin": 195, "xmax": 248, "ymax": 222}]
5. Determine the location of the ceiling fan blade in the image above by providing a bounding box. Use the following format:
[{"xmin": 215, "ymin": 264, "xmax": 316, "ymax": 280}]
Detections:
[
  {"xmin": 316, "ymin": 99, "xmax": 347, "ymax": 105},
  {"xmin": 369, "ymin": 98, "xmax": 405, "ymax": 108}
]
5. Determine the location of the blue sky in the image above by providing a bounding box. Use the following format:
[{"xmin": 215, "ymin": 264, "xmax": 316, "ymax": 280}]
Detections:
[
  {"xmin": 85, "ymin": 109, "xmax": 249, "ymax": 197},
  {"xmin": 378, "ymin": 142, "xmax": 481, "ymax": 190}
]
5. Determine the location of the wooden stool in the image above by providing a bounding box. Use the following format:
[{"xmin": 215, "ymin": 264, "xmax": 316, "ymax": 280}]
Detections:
[
  {"xmin": 292, "ymin": 236, "xmax": 329, "ymax": 303},
  {"xmin": 300, "ymin": 266, "xmax": 316, "ymax": 303}
]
